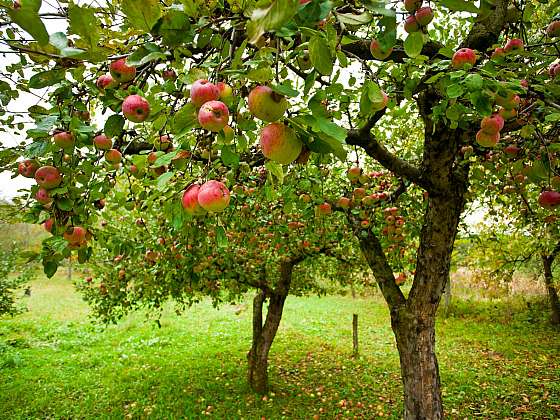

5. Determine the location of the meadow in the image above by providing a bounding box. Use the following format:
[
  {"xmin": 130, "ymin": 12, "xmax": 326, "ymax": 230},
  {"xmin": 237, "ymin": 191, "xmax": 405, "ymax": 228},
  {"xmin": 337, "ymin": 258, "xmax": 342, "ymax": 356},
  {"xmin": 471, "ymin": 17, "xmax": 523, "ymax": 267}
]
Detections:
[{"xmin": 0, "ymin": 274, "xmax": 559, "ymax": 419}]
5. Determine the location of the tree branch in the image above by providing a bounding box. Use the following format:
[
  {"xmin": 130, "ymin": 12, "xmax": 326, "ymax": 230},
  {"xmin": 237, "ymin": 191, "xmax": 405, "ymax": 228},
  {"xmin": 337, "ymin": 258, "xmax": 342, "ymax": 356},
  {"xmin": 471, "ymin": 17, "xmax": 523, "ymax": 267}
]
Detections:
[
  {"xmin": 462, "ymin": 0, "xmax": 511, "ymax": 51},
  {"xmin": 341, "ymin": 39, "xmax": 444, "ymax": 63}
]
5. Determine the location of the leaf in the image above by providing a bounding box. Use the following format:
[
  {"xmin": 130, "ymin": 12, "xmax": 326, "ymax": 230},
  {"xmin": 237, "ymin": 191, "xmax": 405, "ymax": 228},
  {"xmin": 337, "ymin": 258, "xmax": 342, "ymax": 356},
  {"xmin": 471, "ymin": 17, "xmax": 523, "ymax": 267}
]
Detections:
[
  {"xmin": 154, "ymin": 150, "xmax": 178, "ymax": 167},
  {"xmin": 121, "ymin": 0, "xmax": 162, "ymax": 32},
  {"xmin": 156, "ymin": 171, "xmax": 174, "ymax": 190},
  {"xmin": 246, "ymin": 0, "xmax": 299, "ymax": 44},
  {"xmin": 8, "ymin": 0, "xmax": 49, "ymax": 46},
  {"xmin": 316, "ymin": 118, "xmax": 347, "ymax": 142},
  {"xmin": 172, "ymin": 103, "xmax": 198, "ymax": 132},
  {"xmin": 247, "ymin": 67, "xmax": 274, "ymax": 82},
  {"xmin": 265, "ymin": 161, "xmax": 284, "ymax": 183},
  {"xmin": 49, "ymin": 32, "xmax": 85, "ymax": 57},
  {"xmin": 28, "ymin": 70, "xmax": 64, "ymax": 89},
  {"xmin": 309, "ymin": 35, "xmax": 333, "ymax": 76},
  {"xmin": 464, "ymin": 73, "xmax": 483, "ymax": 91},
  {"xmin": 440, "ymin": 0, "xmax": 479, "ymax": 13},
  {"xmin": 104, "ymin": 115, "xmax": 126, "ymax": 138},
  {"xmin": 221, "ymin": 146, "xmax": 240, "ymax": 167},
  {"xmin": 156, "ymin": 8, "xmax": 193, "ymax": 47},
  {"xmin": 362, "ymin": 0, "xmax": 396, "ymax": 17},
  {"xmin": 312, "ymin": 133, "xmax": 347, "ymax": 161},
  {"xmin": 43, "ymin": 260, "xmax": 58, "ymax": 278},
  {"xmin": 216, "ymin": 226, "xmax": 228, "ymax": 248},
  {"xmin": 271, "ymin": 84, "xmax": 299, "ymax": 98},
  {"xmin": 336, "ymin": 12, "xmax": 372, "ymax": 26},
  {"xmin": 404, "ymin": 32, "xmax": 424, "ymax": 58},
  {"xmin": 56, "ymin": 197, "xmax": 74, "ymax": 212},
  {"xmin": 446, "ymin": 84, "xmax": 464, "ymax": 99},
  {"xmin": 68, "ymin": 3, "xmax": 104, "ymax": 58}
]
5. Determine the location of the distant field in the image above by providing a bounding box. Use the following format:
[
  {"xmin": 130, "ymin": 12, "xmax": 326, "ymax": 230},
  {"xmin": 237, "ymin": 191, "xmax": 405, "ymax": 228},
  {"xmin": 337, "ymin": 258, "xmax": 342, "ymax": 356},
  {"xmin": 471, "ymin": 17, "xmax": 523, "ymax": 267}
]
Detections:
[{"xmin": 0, "ymin": 274, "xmax": 559, "ymax": 419}]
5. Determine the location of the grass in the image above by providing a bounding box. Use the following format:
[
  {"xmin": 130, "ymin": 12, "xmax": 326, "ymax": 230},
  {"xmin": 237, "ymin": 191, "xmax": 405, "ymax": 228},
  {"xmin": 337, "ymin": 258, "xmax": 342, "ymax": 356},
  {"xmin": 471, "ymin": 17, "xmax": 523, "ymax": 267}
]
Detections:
[{"xmin": 0, "ymin": 274, "xmax": 559, "ymax": 419}]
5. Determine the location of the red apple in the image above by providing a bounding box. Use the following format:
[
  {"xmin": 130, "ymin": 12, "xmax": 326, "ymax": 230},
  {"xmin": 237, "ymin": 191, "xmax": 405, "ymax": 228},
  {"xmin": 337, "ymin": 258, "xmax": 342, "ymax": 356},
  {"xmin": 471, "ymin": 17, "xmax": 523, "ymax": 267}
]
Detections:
[
  {"xmin": 404, "ymin": 15, "xmax": 420, "ymax": 33},
  {"xmin": 317, "ymin": 202, "xmax": 332, "ymax": 215},
  {"xmin": 35, "ymin": 187, "xmax": 52, "ymax": 205},
  {"xmin": 347, "ymin": 166, "xmax": 362, "ymax": 181},
  {"xmin": 491, "ymin": 47, "xmax": 505, "ymax": 61},
  {"xmin": 182, "ymin": 184, "xmax": 207, "ymax": 216},
  {"xmin": 43, "ymin": 218, "xmax": 54, "ymax": 232},
  {"xmin": 504, "ymin": 38, "xmax": 524, "ymax": 53},
  {"xmin": 155, "ymin": 135, "xmax": 172, "ymax": 151},
  {"xmin": 259, "ymin": 123, "xmax": 303, "ymax": 165},
  {"xmin": 371, "ymin": 91, "xmax": 389, "ymax": 112},
  {"xmin": 248, "ymin": 86, "xmax": 288, "ymax": 122},
  {"xmin": 63, "ymin": 226, "xmax": 87, "ymax": 247},
  {"xmin": 96, "ymin": 74, "xmax": 115, "ymax": 90},
  {"xmin": 190, "ymin": 79, "xmax": 219, "ymax": 108},
  {"xmin": 480, "ymin": 114, "xmax": 504, "ymax": 135},
  {"xmin": 538, "ymin": 190, "xmax": 560, "ymax": 209},
  {"xmin": 369, "ymin": 39, "xmax": 393, "ymax": 61},
  {"xmin": 35, "ymin": 166, "xmax": 61, "ymax": 189},
  {"xmin": 415, "ymin": 7, "xmax": 433, "ymax": 26},
  {"xmin": 495, "ymin": 91, "xmax": 520, "ymax": 110},
  {"xmin": 353, "ymin": 187, "xmax": 366, "ymax": 199},
  {"xmin": 109, "ymin": 58, "xmax": 136, "ymax": 84},
  {"xmin": 18, "ymin": 159, "xmax": 39, "ymax": 178},
  {"xmin": 198, "ymin": 100, "xmax": 230, "ymax": 132},
  {"xmin": 93, "ymin": 134, "xmax": 112, "ymax": 150},
  {"xmin": 404, "ymin": 0, "xmax": 422, "ymax": 13},
  {"xmin": 337, "ymin": 197, "xmax": 351, "ymax": 208},
  {"xmin": 451, "ymin": 48, "xmax": 477, "ymax": 69},
  {"xmin": 198, "ymin": 180, "xmax": 230, "ymax": 213},
  {"xmin": 105, "ymin": 149, "xmax": 122, "ymax": 164},
  {"xmin": 476, "ymin": 130, "xmax": 500, "ymax": 147},
  {"xmin": 547, "ymin": 21, "xmax": 560, "ymax": 38},
  {"xmin": 217, "ymin": 82, "xmax": 233, "ymax": 103},
  {"xmin": 162, "ymin": 69, "xmax": 177, "ymax": 80},
  {"xmin": 504, "ymin": 145, "xmax": 521, "ymax": 156},
  {"xmin": 122, "ymin": 95, "xmax": 150, "ymax": 123},
  {"xmin": 549, "ymin": 63, "xmax": 560, "ymax": 79},
  {"xmin": 53, "ymin": 131, "xmax": 75, "ymax": 149}
]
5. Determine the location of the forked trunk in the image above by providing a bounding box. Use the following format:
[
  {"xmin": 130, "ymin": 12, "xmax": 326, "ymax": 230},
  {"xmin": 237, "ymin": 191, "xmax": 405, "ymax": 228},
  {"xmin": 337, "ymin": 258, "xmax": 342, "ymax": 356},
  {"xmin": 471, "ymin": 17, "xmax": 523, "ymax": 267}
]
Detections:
[
  {"xmin": 542, "ymin": 255, "xmax": 560, "ymax": 325},
  {"xmin": 247, "ymin": 261, "xmax": 295, "ymax": 393}
]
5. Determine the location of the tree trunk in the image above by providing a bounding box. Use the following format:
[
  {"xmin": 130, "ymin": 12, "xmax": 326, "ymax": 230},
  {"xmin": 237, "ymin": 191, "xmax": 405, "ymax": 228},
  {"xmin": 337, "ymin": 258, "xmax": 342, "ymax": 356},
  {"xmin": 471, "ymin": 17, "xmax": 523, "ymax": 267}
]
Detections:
[
  {"xmin": 247, "ymin": 261, "xmax": 295, "ymax": 393},
  {"xmin": 542, "ymin": 255, "xmax": 560, "ymax": 325},
  {"xmin": 352, "ymin": 313, "xmax": 359, "ymax": 357}
]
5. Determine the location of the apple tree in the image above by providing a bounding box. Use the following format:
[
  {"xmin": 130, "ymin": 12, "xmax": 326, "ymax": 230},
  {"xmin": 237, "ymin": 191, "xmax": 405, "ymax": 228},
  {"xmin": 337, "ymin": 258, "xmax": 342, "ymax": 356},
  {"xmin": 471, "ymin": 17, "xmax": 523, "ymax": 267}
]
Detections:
[{"xmin": 2, "ymin": 0, "xmax": 560, "ymax": 418}]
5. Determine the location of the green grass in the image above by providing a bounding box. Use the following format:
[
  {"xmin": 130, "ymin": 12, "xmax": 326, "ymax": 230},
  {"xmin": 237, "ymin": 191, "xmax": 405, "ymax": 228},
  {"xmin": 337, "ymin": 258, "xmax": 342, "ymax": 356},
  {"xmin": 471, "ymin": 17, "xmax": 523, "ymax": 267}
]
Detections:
[{"xmin": 0, "ymin": 275, "xmax": 559, "ymax": 419}]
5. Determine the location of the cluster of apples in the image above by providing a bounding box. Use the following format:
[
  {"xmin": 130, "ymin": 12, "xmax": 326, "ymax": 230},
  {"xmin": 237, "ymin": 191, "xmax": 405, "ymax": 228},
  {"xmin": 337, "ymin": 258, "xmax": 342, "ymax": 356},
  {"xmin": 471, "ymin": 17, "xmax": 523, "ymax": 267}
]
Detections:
[
  {"xmin": 181, "ymin": 181, "xmax": 231, "ymax": 215},
  {"xmin": 403, "ymin": 0, "xmax": 434, "ymax": 34},
  {"xmin": 92, "ymin": 133, "xmax": 123, "ymax": 167},
  {"xmin": 490, "ymin": 38, "xmax": 524, "ymax": 61},
  {"xmin": 476, "ymin": 114, "xmax": 505, "ymax": 147},
  {"xmin": 381, "ymin": 206, "xmax": 406, "ymax": 243},
  {"xmin": 190, "ymin": 79, "xmax": 232, "ymax": 132}
]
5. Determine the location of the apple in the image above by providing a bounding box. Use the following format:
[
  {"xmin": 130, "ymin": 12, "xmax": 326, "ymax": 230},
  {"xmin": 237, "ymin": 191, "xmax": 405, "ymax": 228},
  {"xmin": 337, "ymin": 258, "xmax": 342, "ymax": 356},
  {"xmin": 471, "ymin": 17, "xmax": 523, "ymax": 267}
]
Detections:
[
  {"xmin": 190, "ymin": 79, "xmax": 219, "ymax": 108},
  {"xmin": 162, "ymin": 68, "xmax": 177, "ymax": 80},
  {"xmin": 371, "ymin": 91, "xmax": 389, "ymax": 112},
  {"xmin": 347, "ymin": 166, "xmax": 362, "ymax": 181},
  {"xmin": 404, "ymin": 0, "xmax": 422, "ymax": 13},
  {"xmin": 491, "ymin": 47, "xmax": 505, "ymax": 61},
  {"xmin": 222, "ymin": 125, "xmax": 234, "ymax": 143},
  {"xmin": 317, "ymin": 202, "xmax": 332, "ymax": 215},
  {"xmin": 172, "ymin": 150, "xmax": 191, "ymax": 169},
  {"xmin": 35, "ymin": 187, "xmax": 52, "ymax": 205},
  {"xmin": 504, "ymin": 38, "xmax": 524, "ymax": 53},
  {"xmin": 549, "ymin": 63, "xmax": 560, "ymax": 79},
  {"xmin": 415, "ymin": 7, "xmax": 433, "ymax": 26},
  {"xmin": 74, "ymin": 110, "xmax": 90, "ymax": 122},
  {"xmin": 476, "ymin": 130, "xmax": 500, "ymax": 147},
  {"xmin": 198, "ymin": 100, "xmax": 230, "ymax": 132},
  {"xmin": 495, "ymin": 91, "xmax": 520, "ymax": 109},
  {"xmin": 547, "ymin": 21, "xmax": 560, "ymax": 38},
  {"xmin": 53, "ymin": 131, "xmax": 75, "ymax": 149},
  {"xmin": 63, "ymin": 226, "xmax": 87, "ymax": 246},
  {"xmin": 109, "ymin": 58, "xmax": 136, "ymax": 84},
  {"xmin": 18, "ymin": 160, "xmax": 39, "ymax": 178},
  {"xmin": 35, "ymin": 166, "xmax": 61, "ymax": 189},
  {"xmin": 122, "ymin": 94, "xmax": 150, "ymax": 123},
  {"xmin": 480, "ymin": 114, "xmax": 504, "ymax": 134},
  {"xmin": 353, "ymin": 187, "xmax": 366, "ymax": 199},
  {"xmin": 155, "ymin": 135, "xmax": 172, "ymax": 151},
  {"xmin": 93, "ymin": 134, "xmax": 112, "ymax": 150},
  {"xmin": 404, "ymin": 15, "xmax": 420, "ymax": 33},
  {"xmin": 369, "ymin": 39, "xmax": 393, "ymax": 61},
  {"xmin": 105, "ymin": 149, "xmax": 122, "ymax": 164},
  {"xmin": 300, "ymin": 193, "xmax": 311, "ymax": 203},
  {"xmin": 337, "ymin": 197, "xmax": 351, "ymax": 208},
  {"xmin": 451, "ymin": 48, "xmax": 476, "ymax": 69},
  {"xmin": 43, "ymin": 218, "xmax": 54, "ymax": 233},
  {"xmin": 259, "ymin": 123, "xmax": 303, "ymax": 165},
  {"xmin": 504, "ymin": 145, "xmax": 521, "ymax": 156},
  {"xmin": 538, "ymin": 190, "xmax": 560, "ymax": 209},
  {"xmin": 499, "ymin": 107, "xmax": 517, "ymax": 120},
  {"xmin": 182, "ymin": 184, "xmax": 207, "ymax": 216},
  {"xmin": 248, "ymin": 86, "xmax": 288, "ymax": 122},
  {"xmin": 520, "ymin": 79, "xmax": 529, "ymax": 89},
  {"xmin": 198, "ymin": 180, "xmax": 230, "ymax": 213},
  {"xmin": 96, "ymin": 74, "xmax": 115, "ymax": 90},
  {"xmin": 217, "ymin": 82, "xmax": 233, "ymax": 104}
]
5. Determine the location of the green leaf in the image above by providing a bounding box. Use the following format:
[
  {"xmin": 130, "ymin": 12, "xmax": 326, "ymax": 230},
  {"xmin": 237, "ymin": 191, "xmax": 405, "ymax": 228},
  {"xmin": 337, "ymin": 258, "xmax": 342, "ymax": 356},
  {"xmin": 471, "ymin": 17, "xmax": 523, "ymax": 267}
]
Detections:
[
  {"xmin": 104, "ymin": 115, "xmax": 125, "ymax": 138},
  {"xmin": 362, "ymin": 0, "xmax": 396, "ymax": 17},
  {"xmin": 216, "ymin": 226, "xmax": 228, "ymax": 248},
  {"xmin": 316, "ymin": 118, "xmax": 347, "ymax": 142},
  {"xmin": 271, "ymin": 84, "xmax": 299, "ymax": 98},
  {"xmin": 156, "ymin": 171, "xmax": 174, "ymax": 190},
  {"xmin": 121, "ymin": 0, "xmax": 162, "ymax": 32},
  {"xmin": 172, "ymin": 103, "xmax": 198, "ymax": 132},
  {"xmin": 440, "ymin": 0, "xmax": 479, "ymax": 13},
  {"xmin": 8, "ymin": 0, "xmax": 49, "ymax": 46},
  {"xmin": 247, "ymin": 67, "xmax": 274, "ymax": 82},
  {"xmin": 157, "ymin": 9, "xmax": 193, "ymax": 47},
  {"xmin": 446, "ymin": 83, "xmax": 464, "ymax": 99},
  {"xmin": 221, "ymin": 146, "xmax": 240, "ymax": 167},
  {"xmin": 246, "ymin": 0, "xmax": 299, "ymax": 44},
  {"xmin": 404, "ymin": 32, "xmax": 424, "ymax": 58},
  {"xmin": 43, "ymin": 260, "xmax": 58, "ymax": 278},
  {"xmin": 312, "ymin": 133, "xmax": 347, "ymax": 161},
  {"xmin": 68, "ymin": 3, "xmax": 107, "ymax": 60},
  {"xmin": 56, "ymin": 197, "xmax": 74, "ymax": 212},
  {"xmin": 336, "ymin": 12, "xmax": 372, "ymax": 25},
  {"xmin": 309, "ymin": 35, "xmax": 333, "ymax": 76},
  {"xmin": 464, "ymin": 74, "xmax": 483, "ymax": 91},
  {"xmin": 50, "ymin": 32, "xmax": 85, "ymax": 57},
  {"xmin": 265, "ymin": 161, "xmax": 284, "ymax": 183},
  {"xmin": 28, "ymin": 70, "xmax": 64, "ymax": 90},
  {"xmin": 154, "ymin": 150, "xmax": 178, "ymax": 167}
]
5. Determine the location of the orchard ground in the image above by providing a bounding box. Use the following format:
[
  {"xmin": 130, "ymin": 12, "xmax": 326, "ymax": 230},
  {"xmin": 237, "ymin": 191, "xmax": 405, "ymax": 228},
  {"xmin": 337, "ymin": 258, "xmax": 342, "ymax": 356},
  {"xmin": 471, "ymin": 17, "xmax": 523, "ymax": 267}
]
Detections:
[{"xmin": 0, "ymin": 273, "xmax": 558, "ymax": 419}]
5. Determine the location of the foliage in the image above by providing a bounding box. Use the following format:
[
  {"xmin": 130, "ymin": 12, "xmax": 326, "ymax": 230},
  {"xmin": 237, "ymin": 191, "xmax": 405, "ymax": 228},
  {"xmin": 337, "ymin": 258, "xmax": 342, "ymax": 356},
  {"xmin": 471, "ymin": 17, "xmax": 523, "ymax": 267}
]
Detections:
[{"xmin": 0, "ymin": 244, "xmax": 35, "ymax": 317}]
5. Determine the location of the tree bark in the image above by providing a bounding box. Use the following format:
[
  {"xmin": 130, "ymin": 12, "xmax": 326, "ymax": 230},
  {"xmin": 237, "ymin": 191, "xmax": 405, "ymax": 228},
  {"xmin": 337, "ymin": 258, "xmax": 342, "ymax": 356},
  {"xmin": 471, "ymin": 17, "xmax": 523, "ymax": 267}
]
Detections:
[
  {"xmin": 247, "ymin": 261, "xmax": 295, "ymax": 393},
  {"xmin": 541, "ymin": 255, "xmax": 560, "ymax": 325},
  {"xmin": 352, "ymin": 313, "xmax": 359, "ymax": 357}
]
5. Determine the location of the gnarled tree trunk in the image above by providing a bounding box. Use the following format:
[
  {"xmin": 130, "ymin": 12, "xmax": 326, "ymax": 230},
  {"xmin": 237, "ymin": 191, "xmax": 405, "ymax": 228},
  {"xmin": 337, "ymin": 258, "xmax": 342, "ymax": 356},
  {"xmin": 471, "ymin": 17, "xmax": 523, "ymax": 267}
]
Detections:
[
  {"xmin": 247, "ymin": 260, "xmax": 295, "ymax": 393},
  {"xmin": 541, "ymin": 254, "xmax": 560, "ymax": 325}
]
